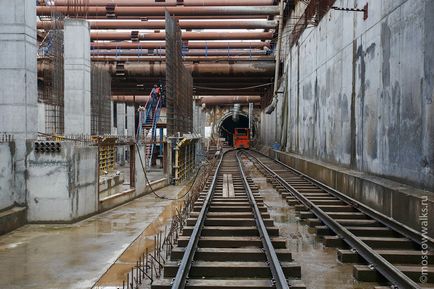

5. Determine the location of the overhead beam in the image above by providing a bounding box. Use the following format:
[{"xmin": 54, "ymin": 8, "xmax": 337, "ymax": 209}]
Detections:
[
  {"xmin": 36, "ymin": 6, "xmax": 280, "ymax": 17},
  {"xmin": 90, "ymin": 31, "xmax": 273, "ymax": 41}
]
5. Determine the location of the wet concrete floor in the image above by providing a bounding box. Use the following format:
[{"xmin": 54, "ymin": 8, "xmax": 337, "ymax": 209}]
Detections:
[
  {"xmin": 0, "ymin": 185, "xmax": 185, "ymax": 289},
  {"xmin": 245, "ymin": 160, "xmax": 377, "ymax": 289}
]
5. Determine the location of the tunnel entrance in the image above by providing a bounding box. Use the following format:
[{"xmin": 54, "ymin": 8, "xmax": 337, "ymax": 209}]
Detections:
[{"xmin": 219, "ymin": 114, "xmax": 253, "ymax": 146}]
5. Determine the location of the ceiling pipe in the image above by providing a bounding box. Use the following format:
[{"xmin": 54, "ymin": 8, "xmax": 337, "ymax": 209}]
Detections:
[
  {"xmin": 91, "ymin": 41, "xmax": 271, "ymax": 50},
  {"xmin": 42, "ymin": 0, "xmax": 275, "ymax": 6},
  {"xmin": 91, "ymin": 49, "xmax": 268, "ymax": 56},
  {"xmin": 90, "ymin": 31, "xmax": 274, "ymax": 41},
  {"xmin": 198, "ymin": 95, "xmax": 261, "ymax": 105},
  {"xmin": 91, "ymin": 56, "xmax": 274, "ymax": 62},
  {"xmin": 112, "ymin": 95, "xmax": 262, "ymax": 105},
  {"xmin": 36, "ymin": 6, "xmax": 280, "ymax": 17},
  {"xmin": 38, "ymin": 62, "xmax": 275, "ymax": 77},
  {"xmin": 267, "ymin": 0, "xmax": 284, "ymax": 115},
  {"xmin": 38, "ymin": 20, "xmax": 277, "ymax": 30},
  {"xmin": 112, "ymin": 95, "xmax": 150, "ymax": 103}
]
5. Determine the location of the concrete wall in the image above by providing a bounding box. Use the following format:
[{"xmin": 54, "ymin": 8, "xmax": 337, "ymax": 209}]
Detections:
[
  {"xmin": 262, "ymin": 0, "xmax": 434, "ymax": 191},
  {"xmin": 27, "ymin": 143, "xmax": 98, "ymax": 222},
  {"xmin": 0, "ymin": 143, "xmax": 15, "ymax": 211},
  {"xmin": 265, "ymin": 148, "xmax": 434, "ymax": 238}
]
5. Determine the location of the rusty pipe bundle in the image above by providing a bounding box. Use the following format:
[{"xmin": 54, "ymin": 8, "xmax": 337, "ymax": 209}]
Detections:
[
  {"xmin": 111, "ymin": 95, "xmax": 262, "ymax": 105},
  {"xmin": 115, "ymin": 62, "xmax": 274, "ymax": 77},
  {"xmin": 199, "ymin": 95, "xmax": 261, "ymax": 105},
  {"xmin": 90, "ymin": 31, "xmax": 273, "ymax": 41},
  {"xmin": 39, "ymin": 62, "xmax": 275, "ymax": 77},
  {"xmin": 90, "ymin": 41, "xmax": 271, "ymax": 50},
  {"xmin": 111, "ymin": 95, "xmax": 150, "ymax": 103},
  {"xmin": 91, "ymin": 49, "xmax": 268, "ymax": 57},
  {"xmin": 36, "ymin": 6, "xmax": 280, "ymax": 17},
  {"xmin": 43, "ymin": 0, "xmax": 275, "ymax": 6},
  {"xmin": 37, "ymin": 20, "xmax": 278, "ymax": 30},
  {"xmin": 91, "ymin": 56, "xmax": 274, "ymax": 62}
]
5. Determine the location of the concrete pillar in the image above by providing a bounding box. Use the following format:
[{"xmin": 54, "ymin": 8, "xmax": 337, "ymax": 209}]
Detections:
[
  {"xmin": 63, "ymin": 19, "xmax": 91, "ymax": 135},
  {"xmin": 117, "ymin": 103, "xmax": 126, "ymax": 165},
  {"xmin": 0, "ymin": 0, "xmax": 38, "ymax": 205},
  {"xmin": 127, "ymin": 105, "xmax": 135, "ymax": 138}
]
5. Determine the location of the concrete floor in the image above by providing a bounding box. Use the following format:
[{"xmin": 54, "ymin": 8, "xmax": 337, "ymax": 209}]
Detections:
[
  {"xmin": 246, "ymin": 160, "xmax": 378, "ymax": 289},
  {"xmin": 0, "ymin": 185, "xmax": 185, "ymax": 289}
]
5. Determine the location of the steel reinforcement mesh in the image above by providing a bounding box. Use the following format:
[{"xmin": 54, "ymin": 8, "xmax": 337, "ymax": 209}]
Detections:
[
  {"xmin": 91, "ymin": 64, "xmax": 112, "ymax": 135},
  {"xmin": 38, "ymin": 12, "xmax": 65, "ymax": 134},
  {"xmin": 165, "ymin": 12, "xmax": 194, "ymax": 136}
]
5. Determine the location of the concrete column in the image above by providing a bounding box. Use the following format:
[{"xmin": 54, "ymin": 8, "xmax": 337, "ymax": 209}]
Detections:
[
  {"xmin": 117, "ymin": 103, "xmax": 126, "ymax": 165},
  {"xmin": 64, "ymin": 19, "xmax": 91, "ymax": 135},
  {"xmin": 0, "ymin": 0, "xmax": 38, "ymax": 205},
  {"xmin": 127, "ymin": 105, "xmax": 135, "ymax": 138}
]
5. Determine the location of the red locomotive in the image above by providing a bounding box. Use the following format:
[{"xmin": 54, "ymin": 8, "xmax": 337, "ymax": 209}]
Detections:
[{"xmin": 233, "ymin": 128, "xmax": 250, "ymax": 149}]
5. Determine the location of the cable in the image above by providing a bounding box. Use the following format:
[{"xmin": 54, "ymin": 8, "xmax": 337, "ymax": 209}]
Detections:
[{"xmin": 135, "ymin": 142, "xmax": 208, "ymax": 201}]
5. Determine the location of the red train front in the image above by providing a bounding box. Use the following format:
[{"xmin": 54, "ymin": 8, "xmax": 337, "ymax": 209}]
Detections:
[{"xmin": 233, "ymin": 128, "xmax": 250, "ymax": 149}]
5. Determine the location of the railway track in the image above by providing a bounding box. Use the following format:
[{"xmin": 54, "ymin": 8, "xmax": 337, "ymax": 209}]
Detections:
[
  {"xmin": 152, "ymin": 150, "xmax": 304, "ymax": 289},
  {"xmin": 244, "ymin": 150, "xmax": 434, "ymax": 289}
]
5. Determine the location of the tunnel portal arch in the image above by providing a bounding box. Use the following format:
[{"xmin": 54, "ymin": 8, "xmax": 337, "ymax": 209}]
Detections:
[{"xmin": 216, "ymin": 111, "xmax": 257, "ymax": 146}]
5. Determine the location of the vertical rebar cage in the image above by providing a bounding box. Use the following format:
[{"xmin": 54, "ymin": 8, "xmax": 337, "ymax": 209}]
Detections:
[
  {"xmin": 38, "ymin": 12, "xmax": 65, "ymax": 135},
  {"xmin": 91, "ymin": 64, "xmax": 112, "ymax": 135},
  {"xmin": 165, "ymin": 12, "xmax": 194, "ymax": 137}
]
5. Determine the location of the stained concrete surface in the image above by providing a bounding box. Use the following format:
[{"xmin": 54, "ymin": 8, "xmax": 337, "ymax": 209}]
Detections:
[
  {"xmin": 0, "ymin": 185, "xmax": 185, "ymax": 289},
  {"xmin": 246, "ymin": 160, "xmax": 376, "ymax": 289}
]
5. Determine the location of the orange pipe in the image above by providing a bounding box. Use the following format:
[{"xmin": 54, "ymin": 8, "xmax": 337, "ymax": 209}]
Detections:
[
  {"xmin": 112, "ymin": 95, "xmax": 150, "ymax": 103},
  {"xmin": 90, "ymin": 31, "xmax": 274, "ymax": 41},
  {"xmin": 199, "ymin": 95, "xmax": 261, "ymax": 105},
  {"xmin": 38, "ymin": 20, "xmax": 277, "ymax": 30},
  {"xmin": 90, "ymin": 41, "xmax": 270, "ymax": 50},
  {"xmin": 36, "ymin": 6, "xmax": 279, "ymax": 17},
  {"xmin": 45, "ymin": 0, "xmax": 274, "ymax": 6}
]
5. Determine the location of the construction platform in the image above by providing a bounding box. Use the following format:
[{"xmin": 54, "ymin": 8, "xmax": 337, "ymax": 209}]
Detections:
[{"xmin": 0, "ymin": 185, "xmax": 188, "ymax": 289}]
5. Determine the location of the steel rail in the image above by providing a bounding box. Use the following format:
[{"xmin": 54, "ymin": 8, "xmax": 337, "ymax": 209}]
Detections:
[
  {"xmin": 235, "ymin": 151, "xmax": 290, "ymax": 289},
  {"xmin": 244, "ymin": 150, "xmax": 422, "ymax": 289},
  {"xmin": 170, "ymin": 149, "xmax": 228, "ymax": 289},
  {"xmin": 254, "ymin": 149, "xmax": 434, "ymax": 250}
]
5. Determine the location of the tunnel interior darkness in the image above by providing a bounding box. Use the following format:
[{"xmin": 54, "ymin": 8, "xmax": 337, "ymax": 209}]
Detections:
[{"xmin": 219, "ymin": 114, "xmax": 254, "ymax": 146}]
